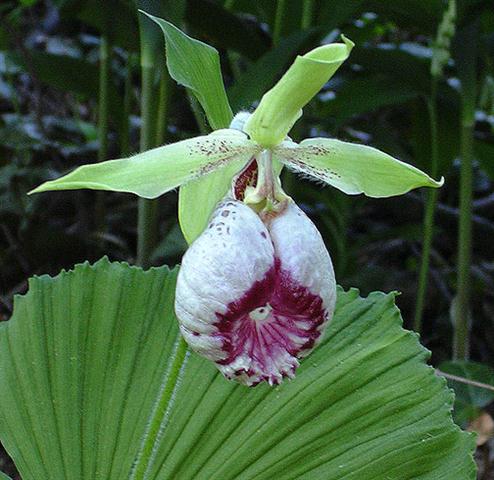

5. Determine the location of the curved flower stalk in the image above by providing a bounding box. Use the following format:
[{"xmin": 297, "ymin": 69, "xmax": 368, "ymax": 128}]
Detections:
[{"xmin": 30, "ymin": 20, "xmax": 444, "ymax": 386}]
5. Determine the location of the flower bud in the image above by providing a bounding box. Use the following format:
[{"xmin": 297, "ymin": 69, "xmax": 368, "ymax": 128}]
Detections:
[{"xmin": 175, "ymin": 199, "xmax": 336, "ymax": 386}]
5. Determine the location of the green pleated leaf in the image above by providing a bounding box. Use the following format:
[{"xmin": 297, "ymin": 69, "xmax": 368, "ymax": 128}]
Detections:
[
  {"xmin": 146, "ymin": 289, "xmax": 475, "ymax": 480},
  {"xmin": 0, "ymin": 472, "xmax": 12, "ymax": 480},
  {"xmin": 29, "ymin": 129, "xmax": 257, "ymax": 199},
  {"xmin": 0, "ymin": 259, "xmax": 180, "ymax": 479},
  {"xmin": 275, "ymin": 138, "xmax": 443, "ymax": 197},
  {"xmin": 0, "ymin": 260, "xmax": 475, "ymax": 479}
]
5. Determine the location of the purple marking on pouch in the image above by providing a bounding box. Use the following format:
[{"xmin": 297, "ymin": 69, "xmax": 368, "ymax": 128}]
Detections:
[{"xmin": 214, "ymin": 258, "xmax": 326, "ymax": 384}]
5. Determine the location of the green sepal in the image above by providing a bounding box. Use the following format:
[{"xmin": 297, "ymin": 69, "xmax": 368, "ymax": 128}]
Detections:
[
  {"xmin": 143, "ymin": 12, "xmax": 233, "ymax": 130},
  {"xmin": 274, "ymin": 138, "xmax": 443, "ymax": 197},
  {"xmin": 244, "ymin": 35, "xmax": 354, "ymax": 148},
  {"xmin": 29, "ymin": 130, "xmax": 258, "ymax": 199}
]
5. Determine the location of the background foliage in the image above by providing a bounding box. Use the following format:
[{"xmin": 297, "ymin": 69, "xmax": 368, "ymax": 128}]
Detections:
[{"xmin": 0, "ymin": 0, "xmax": 493, "ymax": 478}]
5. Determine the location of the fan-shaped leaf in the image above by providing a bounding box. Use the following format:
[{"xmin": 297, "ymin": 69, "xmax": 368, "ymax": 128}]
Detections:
[
  {"xmin": 0, "ymin": 259, "xmax": 180, "ymax": 479},
  {"xmin": 0, "ymin": 260, "xmax": 475, "ymax": 479}
]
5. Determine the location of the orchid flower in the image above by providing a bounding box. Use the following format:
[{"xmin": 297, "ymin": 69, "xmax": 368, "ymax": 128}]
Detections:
[{"xmin": 30, "ymin": 24, "xmax": 443, "ymax": 387}]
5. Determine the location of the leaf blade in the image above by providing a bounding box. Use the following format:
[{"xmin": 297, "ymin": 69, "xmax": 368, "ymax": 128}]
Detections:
[
  {"xmin": 147, "ymin": 289, "xmax": 475, "ymax": 480},
  {"xmin": 0, "ymin": 263, "xmax": 475, "ymax": 479},
  {"xmin": 0, "ymin": 259, "xmax": 180, "ymax": 479}
]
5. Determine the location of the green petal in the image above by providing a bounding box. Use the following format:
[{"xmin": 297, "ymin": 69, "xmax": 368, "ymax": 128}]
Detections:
[
  {"xmin": 244, "ymin": 35, "xmax": 354, "ymax": 148},
  {"xmin": 29, "ymin": 130, "xmax": 258, "ymax": 199},
  {"xmin": 274, "ymin": 138, "xmax": 444, "ymax": 197},
  {"xmin": 178, "ymin": 160, "xmax": 248, "ymax": 244}
]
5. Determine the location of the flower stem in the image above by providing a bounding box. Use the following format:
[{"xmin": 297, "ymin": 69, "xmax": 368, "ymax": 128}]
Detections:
[
  {"xmin": 155, "ymin": 69, "xmax": 172, "ymax": 146},
  {"xmin": 414, "ymin": 80, "xmax": 439, "ymax": 334},
  {"xmin": 137, "ymin": 63, "xmax": 159, "ymax": 268},
  {"xmin": 120, "ymin": 54, "xmax": 136, "ymax": 157},
  {"xmin": 95, "ymin": 34, "xmax": 111, "ymax": 234},
  {"xmin": 130, "ymin": 336, "xmax": 189, "ymax": 480},
  {"xmin": 273, "ymin": 0, "xmax": 286, "ymax": 46},
  {"xmin": 97, "ymin": 35, "xmax": 111, "ymax": 164},
  {"xmin": 453, "ymin": 21, "xmax": 477, "ymax": 359},
  {"xmin": 454, "ymin": 118, "xmax": 474, "ymax": 359},
  {"xmin": 301, "ymin": 0, "xmax": 314, "ymax": 30}
]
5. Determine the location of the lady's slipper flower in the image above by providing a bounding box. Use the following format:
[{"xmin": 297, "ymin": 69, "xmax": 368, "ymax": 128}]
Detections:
[
  {"xmin": 175, "ymin": 160, "xmax": 336, "ymax": 386},
  {"xmin": 30, "ymin": 35, "xmax": 442, "ymax": 215},
  {"xmin": 30, "ymin": 28, "xmax": 444, "ymax": 386}
]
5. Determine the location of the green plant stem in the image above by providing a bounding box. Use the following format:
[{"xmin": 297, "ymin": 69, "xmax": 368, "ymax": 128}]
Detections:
[
  {"xmin": 137, "ymin": 67, "xmax": 171, "ymax": 265},
  {"xmin": 137, "ymin": 64, "xmax": 159, "ymax": 268},
  {"xmin": 273, "ymin": 0, "xmax": 286, "ymax": 46},
  {"xmin": 130, "ymin": 336, "xmax": 189, "ymax": 480},
  {"xmin": 414, "ymin": 80, "xmax": 439, "ymax": 333},
  {"xmin": 454, "ymin": 118, "xmax": 474, "ymax": 359},
  {"xmin": 155, "ymin": 69, "xmax": 171, "ymax": 145},
  {"xmin": 453, "ymin": 21, "xmax": 477, "ymax": 360},
  {"xmin": 188, "ymin": 91, "xmax": 209, "ymax": 134},
  {"xmin": 120, "ymin": 54, "xmax": 135, "ymax": 157},
  {"xmin": 95, "ymin": 34, "xmax": 111, "ymax": 234},
  {"xmin": 97, "ymin": 36, "xmax": 111, "ymax": 163},
  {"xmin": 436, "ymin": 369, "xmax": 494, "ymax": 392},
  {"xmin": 301, "ymin": 0, "xmax": 314, "ymax": 30}
]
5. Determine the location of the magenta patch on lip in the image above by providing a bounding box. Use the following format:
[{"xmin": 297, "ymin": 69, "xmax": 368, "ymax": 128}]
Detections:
[{"xmin": 214, "ymin": 259, "xmax": 326, "ymax": 385}]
